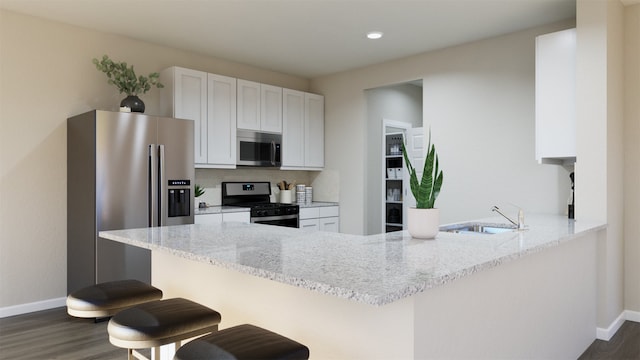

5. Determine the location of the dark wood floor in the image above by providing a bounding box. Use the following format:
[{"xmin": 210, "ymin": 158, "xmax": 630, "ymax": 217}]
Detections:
[
  {"xmin": 0, "ymin": 307, "xmax": 125, "ymax": 359},
  {"xmin": 579, "ymin": 320, "xmax": 640, "ymax": 359},
  {"xmin": 1, "ymin": 307, "xmax": 639, "ymax": 359}
]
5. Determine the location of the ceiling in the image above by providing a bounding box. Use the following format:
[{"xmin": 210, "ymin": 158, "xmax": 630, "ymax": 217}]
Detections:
[{"xmin": 0, "ymin": 0, "xmax": 581, "ymax": 78}]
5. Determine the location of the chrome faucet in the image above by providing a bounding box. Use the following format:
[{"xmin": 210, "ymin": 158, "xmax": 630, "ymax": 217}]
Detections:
[{"xmin": 491, "ymin": 205, "xmax": 525, "ymax": 230}]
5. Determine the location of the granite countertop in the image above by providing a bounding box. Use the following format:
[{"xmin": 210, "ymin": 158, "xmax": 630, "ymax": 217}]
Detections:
[
  {"xmin": 194, "ymin": 206, "xmax": 250, "ymax": 215},
  {"xmin": 298, "ymin": 201, "xmax": 339, "ymax": 208},
  {"xmin": 99, "ymin": 214, "xmax": 605, "ymax": 306}
]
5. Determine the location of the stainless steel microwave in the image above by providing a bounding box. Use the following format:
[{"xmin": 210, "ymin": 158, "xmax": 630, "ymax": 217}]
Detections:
[{"xmin": 236, "ymin": 130, "xmax": 282, "ymax": 167}]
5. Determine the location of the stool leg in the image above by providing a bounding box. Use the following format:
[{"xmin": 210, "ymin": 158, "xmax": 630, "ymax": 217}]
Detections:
[{"xmin": 131, "ymin": 349, "xmax": 149, "ymax": 360}]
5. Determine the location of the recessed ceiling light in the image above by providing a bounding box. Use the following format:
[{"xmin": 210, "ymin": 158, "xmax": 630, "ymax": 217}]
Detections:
[{"xmin": 367, "ymin": 31, "xmax": 383, "ymax": 40}]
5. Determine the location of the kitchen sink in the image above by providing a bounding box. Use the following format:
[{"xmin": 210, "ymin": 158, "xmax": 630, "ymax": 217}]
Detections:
[{"xmin": 440, "ymin": 222, "xmax": 518, "ymax": 235}]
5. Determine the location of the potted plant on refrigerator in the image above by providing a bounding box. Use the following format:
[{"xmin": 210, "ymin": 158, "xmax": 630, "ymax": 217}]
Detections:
[
  {"xmin": 92, "ymin": 54, "xmax": 163, "ymax": 113},
  {"xmin": 402, "ymin": 131, "xmax": 444, "ymax": 239}
]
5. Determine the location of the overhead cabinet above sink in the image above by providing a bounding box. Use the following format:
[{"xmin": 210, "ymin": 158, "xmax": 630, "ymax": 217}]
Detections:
[{"xmin": 535, "ymin": 28, "xmax": 576, "ymax": 165}]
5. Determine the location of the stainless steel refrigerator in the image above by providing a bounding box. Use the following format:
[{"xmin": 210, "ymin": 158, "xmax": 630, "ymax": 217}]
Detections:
[{"xmin": 67, "ymin": 110, "xmax": 194, "ymax": 294}]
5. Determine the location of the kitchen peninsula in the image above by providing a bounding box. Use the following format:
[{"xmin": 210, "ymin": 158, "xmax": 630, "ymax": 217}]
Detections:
[{"xmin": 100, "ymin": 215, "xmax": 605, "ymax": 359}]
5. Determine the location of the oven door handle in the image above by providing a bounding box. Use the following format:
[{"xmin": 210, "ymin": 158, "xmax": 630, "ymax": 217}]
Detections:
[{"xmin": 251, "ymin": 214, "xmax": 298, "ymax": 222}]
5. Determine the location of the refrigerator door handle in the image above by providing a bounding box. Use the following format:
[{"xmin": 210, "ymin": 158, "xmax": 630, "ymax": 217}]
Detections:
[
  {"xmin": 158, "ymin": 144, "xmax": 166, "ymax": 227},
  {"xmin": 149, "ymin": 144, "xmax": 158, "ymax": 227}
]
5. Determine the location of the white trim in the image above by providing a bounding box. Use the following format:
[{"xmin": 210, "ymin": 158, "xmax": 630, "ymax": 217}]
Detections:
[
  {"xmin": 596, "ymin": 310, "xmax": 640, "ymax": 341},
  {"xmin": 0, "ymin": 297, "xmax": 66, "ymax": 318},
  {"xmin": 625, "ymin": 309, "xmax": 640, "ymax": 323}
]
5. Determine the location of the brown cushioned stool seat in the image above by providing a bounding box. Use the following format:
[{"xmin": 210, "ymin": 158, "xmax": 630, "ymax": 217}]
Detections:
[
  {"xmin": 108, "ymin": 297, "xmax": 222, "ymax": 359},
  {"xmin": 173, "ymin": 324, "xmax": 310, "ymax": 360},
  {"xmin": 66, "ymin": 279, "xmax": 163, "ymax": 318}
]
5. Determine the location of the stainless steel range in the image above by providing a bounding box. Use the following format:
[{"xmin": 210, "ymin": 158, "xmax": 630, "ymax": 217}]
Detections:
[{"xmin": 222, "ymin": 182, "xmax": 299, "ymax": 228}]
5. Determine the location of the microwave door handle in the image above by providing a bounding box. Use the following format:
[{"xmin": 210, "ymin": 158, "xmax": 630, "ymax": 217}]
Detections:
[{"xmin": 271, "ymin": 140, "xmax": 276, "ymax": 166}]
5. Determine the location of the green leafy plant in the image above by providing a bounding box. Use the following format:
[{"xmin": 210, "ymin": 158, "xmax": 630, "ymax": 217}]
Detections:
[
  {"xmin": 194, "ymin": 184, "xmax": 205, "ymax": 198},
  {"xmin": 92, "ymin": 55, "xmax": 163, "ymax": 95},
  {"xmin": 402, "ymin": 131, "xmax": 444, "ymax": 209}
]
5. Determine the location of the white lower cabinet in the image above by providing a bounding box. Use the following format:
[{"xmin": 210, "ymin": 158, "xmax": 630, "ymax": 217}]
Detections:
[
  {"xmin": 195, "ymin": 213, "xmax": 222, "ymax": 225},
  {"xmin": 222, "ymin": 211, "xmax": 250, "ymax": 223},
  {"xmin": 299, "ymin": 205, "xmax": 339, "ymax": 233},
  {"xmin": 195, "ymin": 211, "xmax": 250, "ymax": 225}
]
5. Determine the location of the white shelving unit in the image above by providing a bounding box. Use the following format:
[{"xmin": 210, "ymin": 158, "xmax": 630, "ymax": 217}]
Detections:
[{"xmin": 384, "ymin": 132, "xmax": 405, "ymax": 232}]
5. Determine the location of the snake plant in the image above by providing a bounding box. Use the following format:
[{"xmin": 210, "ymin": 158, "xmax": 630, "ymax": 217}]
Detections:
[
  {"xmin": 194, "ymin": 184, "xmax": 205, "ymax": 198},
  {"xmin": 402, "ymin": 132, "xmax": 444, "ymax": 209}
]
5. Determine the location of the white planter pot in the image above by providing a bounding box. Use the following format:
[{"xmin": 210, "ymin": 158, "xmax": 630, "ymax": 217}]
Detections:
[
  {"xmin": 407, "ymin": 207, "xmax": 440, "ymax": 239},
  {"xmin": 194, "ymin": 197, "xmax": 200, "ymax": 210}
]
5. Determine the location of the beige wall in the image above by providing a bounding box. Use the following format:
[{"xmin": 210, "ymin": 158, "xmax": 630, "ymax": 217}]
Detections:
[
  {"xmin": 312, "ymin": 20, "xmax": 575, "ymax": 235},
  {"xmin": 624, "ymin": 3, "xmax": 640, "ymax": 313},
  {"xmin": 0, "ymin": 10, "xmax": 309, "ymax": 308}
]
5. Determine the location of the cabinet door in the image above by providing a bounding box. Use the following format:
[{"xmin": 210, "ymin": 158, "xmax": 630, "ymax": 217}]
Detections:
[
  {"xmin": 319, "ymin": 217, "xmax": 339, "ymax": 233},
  {"xmin": 304, "ymin": 93, "xmax": 324, "ymax": 168},
  {"xmin": 535, "ymin": 28, "xmax": 576, "ymax": 163},
  {"xmin": 207, "ymin": 74, "xmax": 237, "ymax": 167},
  {"xmin": 222, "ymin": 211, "xmax": 250, "ymax": 223},
  {"xmin": 171, "ymin": 67, "xmax": 208, "ymax": 164},
  {"xmin": 237, "ymin": 79, "xmax": 261, "ymax": 131},
  {"xmin": 282, "ymin": 89, "xmax": 305, "ymax": 167},
  {"xmin": 195, "ymin": 213, "xmax": 222, "ymax": 225},
  {"xmin": 261, "ymin": 84, "xmax": 283, "ymax": 133}
]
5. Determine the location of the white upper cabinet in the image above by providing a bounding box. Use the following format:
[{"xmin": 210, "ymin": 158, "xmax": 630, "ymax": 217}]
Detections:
[
  {"xmin": 282, "ymin": 89, "xmax": 324, "ymax": 170},
  {"xmin": 282, "ymin": 89, "xmax": 305, "ymax": 167},
  {"xmin": 535, "ymin": 28, "xmax": 576, "ymax": 164},
  {"xmin": 160, "ymin": 66, "xmax": 237, "ymax": 168},
  {"xmin": 237, "ymin": 80, "xmax": 261, "ymax": 131},
  {"xmin": 261, "ymin": 84, "xmax": 283, "ymax": 133},
  {"xmin": 304, "ymin": 93, "xmax": 324, "ymax": 168},
  {"xmin": 160, "ymin": 67, "xmax": 208, "ymax": 164},
  {"xmin": 207, "ymin": 73, "xmax": 237, "ymax": 167},
  {"xmin": 237, "ymin": 80, "xmax": 282, "ymax": 133}
]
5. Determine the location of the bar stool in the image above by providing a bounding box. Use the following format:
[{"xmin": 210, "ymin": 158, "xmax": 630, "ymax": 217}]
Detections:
[
  {"xmin": 66, "ymin": 279, "xmax": 163, "ymax": 319},
  {"xmin": 108, "ymin": 297, "xmax": 222, "ymax": 360},
  {"xmin": 173, "ymin": 324, "xmax": 310, "ymax": 360}
]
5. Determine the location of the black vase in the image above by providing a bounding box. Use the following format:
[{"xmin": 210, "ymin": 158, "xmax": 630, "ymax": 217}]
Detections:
[{"xmin": 120, "ymin": 95, "xmax": 145, "ymax": 113}]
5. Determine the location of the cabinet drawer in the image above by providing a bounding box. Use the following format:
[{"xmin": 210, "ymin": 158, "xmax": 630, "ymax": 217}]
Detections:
[
  {"xmin": 299, "ymin": 207, "xmax": 320, "ymax": 220},
  {"xmin": 319, "ymin": 217, "xmax": 339, "ymax": 232},
  {"xmin": 319, "ymin": 206, "xmax": 339, "ymax": 218},
  {"xmin": 299, "ymin": 219, "xmax": 319, "ymax": 231}
]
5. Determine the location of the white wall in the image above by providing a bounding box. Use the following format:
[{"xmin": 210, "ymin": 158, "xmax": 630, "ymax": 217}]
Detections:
[
  {"xmin": 313, "ymin": 20, "xmax": 575, "ymax": 234},
  {"xmin": 624, "ymin": 3, "xmax": 640, "ymax": 314},
  {"xmin": 0, "ymin": 10, "xmax": 309, "ymax": 310},
  {"xmin": 575, "ymin": 0, "xmax": 626, "ymax": 330},
  {"xmin": 365, "ymin": 84, "xmax": 423, "ymax": 235}
]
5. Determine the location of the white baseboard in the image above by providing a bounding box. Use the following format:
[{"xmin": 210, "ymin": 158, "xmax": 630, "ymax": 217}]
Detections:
[
  {"xmin": 0, "ymin": 297, "xmax": 66, "ymax": 318},
  {"xmin": 596, "ymin": 309, "xmax": 640, "ymax": 341},
  {"xmin": 625, "ymin": 309, "xmax": 640, "ymax": 323}
]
